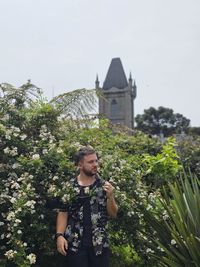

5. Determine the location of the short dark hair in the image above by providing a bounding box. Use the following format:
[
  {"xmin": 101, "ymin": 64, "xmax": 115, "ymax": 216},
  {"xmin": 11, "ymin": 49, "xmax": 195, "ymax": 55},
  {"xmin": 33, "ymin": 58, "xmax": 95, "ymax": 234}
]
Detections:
[{"xmin": 74, "ymin": 146, "xmax": 96, "ymax": 166}]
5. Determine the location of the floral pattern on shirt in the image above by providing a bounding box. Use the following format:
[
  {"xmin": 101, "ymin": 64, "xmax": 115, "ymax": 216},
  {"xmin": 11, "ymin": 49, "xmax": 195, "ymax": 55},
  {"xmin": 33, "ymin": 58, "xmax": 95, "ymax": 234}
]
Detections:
[{"xmin": 64, "ymin": 175, "xmax": 108, "ymax": 255}]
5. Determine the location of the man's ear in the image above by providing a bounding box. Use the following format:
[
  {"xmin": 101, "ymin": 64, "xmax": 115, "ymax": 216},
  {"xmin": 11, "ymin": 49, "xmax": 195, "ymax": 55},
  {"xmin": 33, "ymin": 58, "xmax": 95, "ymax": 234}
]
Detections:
[{"xmin": 78, "ymin": 160, "xmax": 83, "ymax": 169}]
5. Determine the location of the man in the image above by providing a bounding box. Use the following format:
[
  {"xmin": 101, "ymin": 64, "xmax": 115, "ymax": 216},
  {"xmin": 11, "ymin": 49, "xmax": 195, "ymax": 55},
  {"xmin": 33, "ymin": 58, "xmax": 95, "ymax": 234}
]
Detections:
[{"xmin": 56, "ymin": 146, "xmax": 118, "ymax": 267}]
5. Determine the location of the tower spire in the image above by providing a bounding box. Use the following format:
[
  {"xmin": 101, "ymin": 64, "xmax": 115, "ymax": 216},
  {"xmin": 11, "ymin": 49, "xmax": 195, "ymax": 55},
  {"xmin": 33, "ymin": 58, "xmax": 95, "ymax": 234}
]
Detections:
[
  {"xmin": 133, "ymin": 79, "xmax": 137, "ymax": 99},
  {"xmin": 129, "ymin": 72, "xmax": 132, "ymax": 81},
  {"xmin": 128, "ymin": 72, "xmax": 133, "ymax": 87},
  {"xmin": 95, "ymin": 74, "xmax": 100, "ymax": 89}
]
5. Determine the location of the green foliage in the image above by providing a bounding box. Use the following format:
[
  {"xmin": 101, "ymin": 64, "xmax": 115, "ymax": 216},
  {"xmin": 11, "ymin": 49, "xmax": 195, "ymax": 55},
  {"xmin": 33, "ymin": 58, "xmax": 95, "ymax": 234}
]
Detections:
[
  {"xmin": 144, "ymin": 172, "xmax": 200, "ymax": 267},
  {"xmin": 135, "ymin": 106, "xmax": 190, "ymax": 137},
  {"xmin": 50, "ymin": 88, "xmax": 98, "ymax": 117},
  {"xmin": 110, "ymin": 244, "xmax": 142, "ymax": 267},
  {"xmin": 176, "ymin": 136, "xmax": 200, "ymax": 177},
  {"xmin": 0, "ymin": 83, "xmax": 192, "ymax": 267},
  {"xmin": 142, "ymin": 138, "xmax": 181, "ymax": 187},
  {"xmin": 188, "ymin": 127, "xmax": 200, "ymax": 136}
]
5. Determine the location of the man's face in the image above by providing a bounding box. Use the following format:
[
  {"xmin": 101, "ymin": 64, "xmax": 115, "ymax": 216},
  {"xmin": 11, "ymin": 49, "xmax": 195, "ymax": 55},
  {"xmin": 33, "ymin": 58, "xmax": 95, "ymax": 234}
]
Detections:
[{"xmin": 79, "ymin": 153, "xmax": 98, "ymax": 177}]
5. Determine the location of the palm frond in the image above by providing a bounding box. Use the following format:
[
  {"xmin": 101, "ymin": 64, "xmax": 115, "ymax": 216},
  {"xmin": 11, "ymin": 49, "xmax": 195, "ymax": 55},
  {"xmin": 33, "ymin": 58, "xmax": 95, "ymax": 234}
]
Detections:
[
  {"xmin": 50, "ymin": 88, "xmax": 98, "ymax": 118},
  {"xmin": 0, "ymin": 81, "xmax": 42, "ymax": 111}
]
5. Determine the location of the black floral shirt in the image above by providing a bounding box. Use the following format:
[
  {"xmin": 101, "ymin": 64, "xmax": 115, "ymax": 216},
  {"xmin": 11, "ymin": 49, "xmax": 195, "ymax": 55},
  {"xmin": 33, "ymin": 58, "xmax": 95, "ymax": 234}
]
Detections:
[{"xmin": 64, "ymin": 175, "xmax": 109, "ymax": 255}]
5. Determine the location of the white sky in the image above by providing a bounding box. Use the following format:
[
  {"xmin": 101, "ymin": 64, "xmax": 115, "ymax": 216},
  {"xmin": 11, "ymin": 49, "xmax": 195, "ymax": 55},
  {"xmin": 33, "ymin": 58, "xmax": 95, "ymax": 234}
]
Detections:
[{"xmin": 0, "ymin": 0, "xmax": 200, "ymax": 126}]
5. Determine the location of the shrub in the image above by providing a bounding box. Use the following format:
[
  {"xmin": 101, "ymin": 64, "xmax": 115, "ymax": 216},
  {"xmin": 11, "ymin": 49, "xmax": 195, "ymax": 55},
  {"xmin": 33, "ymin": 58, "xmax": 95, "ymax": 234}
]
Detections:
[
  {"xmin": 0, "ymin": 83, "xmax": 183, "ymax": 267},
  {"xmin": 144, "ymin": 172, "xmax": 200, "ymax": 267}
]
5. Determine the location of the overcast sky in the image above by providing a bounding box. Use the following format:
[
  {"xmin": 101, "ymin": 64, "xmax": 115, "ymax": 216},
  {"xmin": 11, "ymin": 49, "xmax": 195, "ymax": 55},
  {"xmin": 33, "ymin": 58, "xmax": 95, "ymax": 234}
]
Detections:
[{"xmin": 0, "ymin": 0, "xmax": 199, "ymax": 126}]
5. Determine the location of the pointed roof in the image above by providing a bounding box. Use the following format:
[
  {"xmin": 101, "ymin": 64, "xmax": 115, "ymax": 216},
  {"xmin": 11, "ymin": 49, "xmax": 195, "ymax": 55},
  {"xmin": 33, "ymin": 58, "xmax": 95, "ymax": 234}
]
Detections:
[
  {"xmin": 103, "ymin": 58, "xmax": 128, "ymax": 90},
  {"xmin": 129, "ymin": 72, "xmax": 132, "ymax": 81},
  {"xmin": 95, "ymin": 74, "xmax": 99, "ymax": 83}
]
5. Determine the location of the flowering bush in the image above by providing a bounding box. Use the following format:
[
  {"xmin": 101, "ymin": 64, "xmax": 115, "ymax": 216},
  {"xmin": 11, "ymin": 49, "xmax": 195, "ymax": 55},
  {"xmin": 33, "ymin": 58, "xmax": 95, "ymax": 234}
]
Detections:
[{"xmin": 0, "ymin": 83, "xmax": 183, "ymax": 267}]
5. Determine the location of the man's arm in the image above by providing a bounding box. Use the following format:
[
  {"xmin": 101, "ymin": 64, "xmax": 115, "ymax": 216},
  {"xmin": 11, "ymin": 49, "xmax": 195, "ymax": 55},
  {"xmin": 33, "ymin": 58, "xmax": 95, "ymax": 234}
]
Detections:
[
  {"xmin": 106, "ymin": 195, "xmax": 118, "ymax": 218},
  {"xmin": 103, "ymin": 181, "xmax": 118, "ymax": 218},
  {"xmin": 56, "ymin": 212, "xmax": 68, "ymax": 256}
]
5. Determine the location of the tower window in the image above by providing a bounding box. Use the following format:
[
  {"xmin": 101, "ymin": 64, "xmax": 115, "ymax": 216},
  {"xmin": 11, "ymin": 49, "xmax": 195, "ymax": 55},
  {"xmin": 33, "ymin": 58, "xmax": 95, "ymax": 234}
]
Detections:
[{"xmin": 111, "ymin": 99, "xmax": 119, "ymax": 117}]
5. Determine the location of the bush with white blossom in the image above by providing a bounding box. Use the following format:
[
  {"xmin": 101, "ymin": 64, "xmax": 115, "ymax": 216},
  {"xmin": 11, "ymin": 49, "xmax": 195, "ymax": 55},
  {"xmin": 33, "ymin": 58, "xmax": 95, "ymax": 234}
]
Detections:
[{"xmin": 0, "ymin": 83, "xmax": 182, "ymax": 267}]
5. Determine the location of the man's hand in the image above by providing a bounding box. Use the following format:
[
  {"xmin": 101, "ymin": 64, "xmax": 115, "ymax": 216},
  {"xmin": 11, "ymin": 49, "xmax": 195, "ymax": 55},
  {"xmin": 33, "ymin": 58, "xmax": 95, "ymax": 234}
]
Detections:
[
  {"xmin": 57, "ymin": 236, "xmax": 68, "ymax": 256},
  {"xmin": 103, "ymin": 181, "xmax": 118, "ymax": 218},
  {"xmin": 103, "ymin": 181, "xmax": 114, "ymax": 199}
]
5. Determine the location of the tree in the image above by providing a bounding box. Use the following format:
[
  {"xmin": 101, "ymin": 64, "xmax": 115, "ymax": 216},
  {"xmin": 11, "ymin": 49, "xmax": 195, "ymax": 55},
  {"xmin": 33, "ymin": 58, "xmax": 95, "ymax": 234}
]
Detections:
[
  {"xmin": 188, "ymin": 127, "xmax": 200, "ymax": 136},
  {"xmin": 135, "ymin": 106, "xmax": 190, "ymax": 137}
]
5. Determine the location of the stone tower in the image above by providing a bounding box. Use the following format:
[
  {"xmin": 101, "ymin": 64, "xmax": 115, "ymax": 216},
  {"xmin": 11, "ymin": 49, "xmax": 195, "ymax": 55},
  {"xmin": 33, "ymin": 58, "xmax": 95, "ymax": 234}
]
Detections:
[{"xmin": 97, "ymin": 58, "xmax": 137, "ymax": 129}]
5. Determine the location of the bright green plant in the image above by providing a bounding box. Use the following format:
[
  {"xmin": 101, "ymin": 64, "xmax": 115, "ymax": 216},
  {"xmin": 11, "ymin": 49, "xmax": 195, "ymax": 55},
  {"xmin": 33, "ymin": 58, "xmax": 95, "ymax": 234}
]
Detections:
[
  {"xmin": 142, "ymin": 137, "xmax": 181, "ymax": 187},
  {"xmin": 144, "ymin": 172, "xmax": 200, "ymax": 267}
]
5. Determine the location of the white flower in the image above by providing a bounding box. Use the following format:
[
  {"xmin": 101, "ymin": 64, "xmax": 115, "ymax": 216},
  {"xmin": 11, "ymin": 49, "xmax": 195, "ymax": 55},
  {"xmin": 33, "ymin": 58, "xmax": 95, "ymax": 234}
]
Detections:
[
  {"xmin": 25, "ymin": 200, "xmax": 36, "ymax": 209},
  {"xmin": 12, "ymin": 163, "xmax": 20, "ymax": 169},
  {"xmin": 12, "ymin": 147, "xmax": 18, "ymax": 156},
  {"xmin": 171, "ymin": 239, "xmax": 176, "ymax": 245},
  {"xmin": 10, "ymin": 197, "xmax": 16, "ymax": 203},
  {"xmin": 7, "ymin": 211, "xmax": 15, "ymax": 221},
  {"xmin": 61, "ymin": 194, "xmax": 70, "ymax": 203},
  {"xmin": 57, "ymin": 147, "xmax": 63, "ymax": 153},
  {"xmin": 146, "ymin": 248, "xmax": 154, "ymax": 253},
  {"xmin": 5, "ymin": 133, "xmax": 11, "ymax": 140},
  {"xmin": 2, "ymin": 114, "xmax": 10, "ymax": 121},
  {"xmin": 157, "ymin": 246, "xmax": 164, "ymax": 252},
  {"xmin": 11, "ymin": 182, "xmax": 20, "ymax": 190},
  {"xmin": 23, "ymin": 242, "xmax": 27, "ymax": 247},
  {"xmin": 40, "ymin": 124, "xmax": 48, "ymax": 132},
  {"xmin": 20, "ymin": 134, "xmax": 27, "ymax": 140},
  {"xmin": 17, "ymin": 230, "xmax": 22, "ymax": 234},
  {"xmin": 16, "ymin": 207, "xmax": 22, "ymax": 213},
  {"xmin": 74, "ymin": 187, "xmax": 80, "ymax": 194},
  {"xmin": 4, "ymin": 147, "xmax": 18, "ymax": 156},
  {"xmin": 27, "ymin": 253, "xmax": 36, "ymax": 264},
  {"xmin": 52, "ymin": 176, "xmax": 59, "ymax": 181},
  {"xmin": 26, "ymin": 183, "xmax": 31, "ymax": 190},
  {"xmin": 1, "ymin": 234, "xmax": 5, "ymax": 239},
  {"xmin": 0, "ymin": 221, "xmax": 4, "ymax": 226},
  {"xmin": 127, "ymin": 211, "xmax": 135, "ymax": 217},
  {"xmin": 42, "ymin": 148, "xmax": 48, "ymax": 154},
  {"xmin": 3, "ymin": 147, "xmax": 10, "ymax": 154},
  {"xmin": 5, "ymin": 249, "xmax": 17, "ymax": 259},
  {"xmin": 32, "ymin": 154, "xmax": 40, "ymax": 160},
  {"xmin": 146, "ymin": 204, "xmax": 153, "ymax": 210},
  {"xmin": 48, "ymin": 184, "xmax": 56, "ymax": 194},
  {"xmin": 162, "ymin": 210, "xmax": 169, "ymax": 220},
  {"xmin": 11, "ymin": 126, "xmax": 20, "ymax": 133}
]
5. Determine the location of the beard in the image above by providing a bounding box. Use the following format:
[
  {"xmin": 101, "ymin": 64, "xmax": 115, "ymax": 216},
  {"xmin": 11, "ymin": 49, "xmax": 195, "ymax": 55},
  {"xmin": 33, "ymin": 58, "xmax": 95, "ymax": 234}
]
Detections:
[{"xmin": 82, "ymin": 167, "xmax": 97, "ymax": 177}]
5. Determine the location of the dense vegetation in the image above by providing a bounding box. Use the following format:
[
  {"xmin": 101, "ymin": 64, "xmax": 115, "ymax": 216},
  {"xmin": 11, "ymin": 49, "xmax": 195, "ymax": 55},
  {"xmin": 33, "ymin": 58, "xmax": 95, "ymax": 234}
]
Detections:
[{"xmin": 0, "ymin": 83, "xmax": 199, "ymax": 267}]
